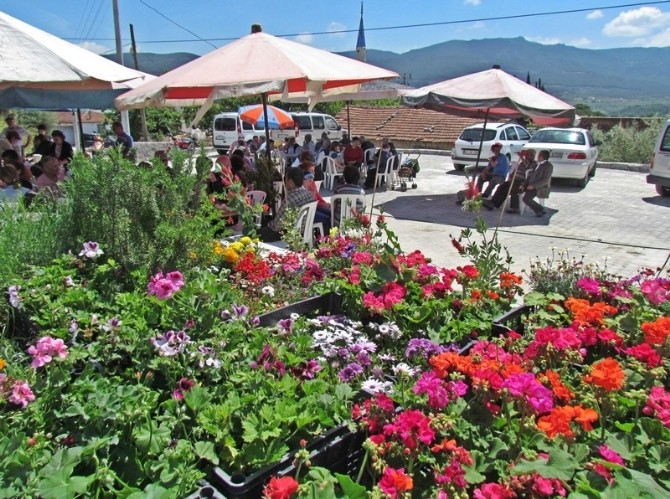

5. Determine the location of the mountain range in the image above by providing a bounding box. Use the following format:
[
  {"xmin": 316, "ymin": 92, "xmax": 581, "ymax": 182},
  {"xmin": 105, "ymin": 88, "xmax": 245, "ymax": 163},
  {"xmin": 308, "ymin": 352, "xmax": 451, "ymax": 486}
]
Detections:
[{"xmin": 105, "ymin": 38, "xmax": 670, "ymax": 115}]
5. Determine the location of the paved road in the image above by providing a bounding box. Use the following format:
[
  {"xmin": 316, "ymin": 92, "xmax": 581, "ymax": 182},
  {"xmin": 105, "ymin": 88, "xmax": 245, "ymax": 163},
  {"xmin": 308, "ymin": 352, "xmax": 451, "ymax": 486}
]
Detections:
[{"xmin": 339, "ymin": 155, "xmax": 670, "ymax": 279}]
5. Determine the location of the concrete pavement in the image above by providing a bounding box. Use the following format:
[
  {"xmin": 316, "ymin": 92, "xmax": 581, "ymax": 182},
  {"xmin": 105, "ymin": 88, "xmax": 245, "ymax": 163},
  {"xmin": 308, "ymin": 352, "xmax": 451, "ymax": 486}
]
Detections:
[{"xmin": 333, "ymin": 154, "xmax": 670, "ymax": 279}]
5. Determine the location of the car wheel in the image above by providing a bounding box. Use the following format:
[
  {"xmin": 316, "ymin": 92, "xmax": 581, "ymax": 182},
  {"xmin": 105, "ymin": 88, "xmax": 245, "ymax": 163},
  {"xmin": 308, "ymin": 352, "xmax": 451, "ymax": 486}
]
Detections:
[
  {"xmin": 216, "ymin": 149, "xmax": 227, "ymax": 155},
  {"xmin": 577, "ymin": 174, "xmax": 588, "ymax": 188},
  {"xmin": 656, "ymin": 184, "xmax": 670, "ymax": 197},
  {"xmin": 588, "ymin": 162, "xmax": 597, "ymax": 177},
  {"xmin": 453, "ymin": 163, "xmax": 465, "ymax": 171}
]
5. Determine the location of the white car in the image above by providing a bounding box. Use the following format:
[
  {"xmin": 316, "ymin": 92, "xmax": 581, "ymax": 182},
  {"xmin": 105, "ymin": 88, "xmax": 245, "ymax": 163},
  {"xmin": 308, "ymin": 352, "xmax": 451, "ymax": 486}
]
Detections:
[
  {"xmin": 647, "ymin": 118, "xmax": 670, "ymax": 197},
  {"xmin": 524, "ymin": 128, "xmax": 598, "ymax": 187},
  {"xmin": 452, "ymin": 122, "xmax": 531, "ymax": 171}
]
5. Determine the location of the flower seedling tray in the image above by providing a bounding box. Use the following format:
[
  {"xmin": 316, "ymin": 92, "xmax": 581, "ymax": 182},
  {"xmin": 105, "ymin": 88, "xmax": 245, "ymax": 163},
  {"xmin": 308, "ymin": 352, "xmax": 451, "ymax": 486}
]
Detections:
[
  {"xmin": 209, "ymin": 421, "xmax": 366, "ymax": 499},
  {"xmin": 256, "ymin": 292, "xmax": 342, "ymax": 327},
  {"xmin": 185, "ymin": 480, "xmax": 226, "ymax": 499},
  {"xmin": 491, "ymin": 304, "xmax": 534, "ymax": 336}
]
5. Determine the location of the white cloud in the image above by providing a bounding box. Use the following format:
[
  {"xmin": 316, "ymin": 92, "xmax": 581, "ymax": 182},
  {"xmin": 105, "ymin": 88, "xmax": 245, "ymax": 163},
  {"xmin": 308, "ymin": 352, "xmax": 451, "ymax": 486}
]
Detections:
[
  {"xmin": 294, "ymin": 33, "xmax": 315, "ymax": 45},
  {"xmin": 636, "ymin": 27, "xmax": 670, "ymax": 47},
  {"xmin": 603, "ymin": 7, "xmax": 670, "ymax": 37},
  {"xmin": 77, "ymin": 41, "xmax": 111, "ymax": 54},
  {"xmin": 587, "ymin": 10, "xmax": 603, "ymax": 20},
  {"xmin": 327, "ymin": 22, "xmax": 347, "ymax": 38},
  {"xmin": 469, "ymin": 21, "xmax": 486, "ymax": 30},
  {"xmin": 464, "ymin": 0, "xmax": 481, "ymax": 5},
  {"xmin": 571, "ymin": 37, "xmax": 592, "ymax": 47}
]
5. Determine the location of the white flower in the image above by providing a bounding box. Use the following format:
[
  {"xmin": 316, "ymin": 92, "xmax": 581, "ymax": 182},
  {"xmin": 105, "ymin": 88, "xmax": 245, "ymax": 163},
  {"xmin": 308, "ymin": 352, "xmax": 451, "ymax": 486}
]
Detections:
[
  {"xmin": 79, "ymin": 241, "xmax": 103, "ymax": 259},
  {"xmin": 7, "ymin": 285, "xmax": 21, "ymax": 308},
  {"xmin": 361, "ymin": 379, "xmax": 393, "ymax": 394},
  {"xmin": 261, "ymin": 285, "xmax": 275, "ymax": 297},
  {"xmin": 64, "ymin": 276, "xmax": 74, "ymax": 287},
  {"xmin": 392, "ymin": 363, "xmax": 419, "ymax": 377}
]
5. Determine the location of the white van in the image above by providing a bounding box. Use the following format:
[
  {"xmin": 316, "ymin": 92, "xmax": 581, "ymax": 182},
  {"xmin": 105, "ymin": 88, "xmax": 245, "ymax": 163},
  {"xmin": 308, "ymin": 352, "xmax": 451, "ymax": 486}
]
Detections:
[
  {"xmin": 648, "ymin": 119, "xmax": 670, "ymax": 197},
  {"xmin": 212, "ymin": 112, "xmax": 265, "ymax": 154},
  {"xmin": 273, "ymin": 112, "xmax": 346, "ymax": 143}
]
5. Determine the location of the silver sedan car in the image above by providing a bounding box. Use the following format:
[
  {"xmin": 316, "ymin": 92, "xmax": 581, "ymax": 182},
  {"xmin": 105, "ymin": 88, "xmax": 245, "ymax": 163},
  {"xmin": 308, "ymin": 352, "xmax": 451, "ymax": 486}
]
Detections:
[{"xmin": 523, "ymin": 128, "xmax": 599, "ymax": 187}]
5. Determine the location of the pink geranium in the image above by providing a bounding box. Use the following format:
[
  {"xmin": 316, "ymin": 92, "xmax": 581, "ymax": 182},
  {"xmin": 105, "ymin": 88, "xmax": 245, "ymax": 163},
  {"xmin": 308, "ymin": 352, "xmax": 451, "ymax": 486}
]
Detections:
[
  {"xmin": 473, "ymin": 483, "xmax": 516, "ymax": 499},
  {"xmin": 9, "ymin": 380, "xmax": 35, "ymax": 408},
  {"xmin": 640, "ymin": 278, "xmax": 670, "ymax": 305},
  {"xmin": 384, "ymin": 409, "xmax": 435, "ymax": 451},
  {"xmin": 598, "ymin": 444, "xmax": 624, "ymax": 465},
  {"xmin": 502, "ymin": 373, "xmax": 554, "ymax": 414},
  {"xmin": 643, "ymin": 386, "xmax": 670, "ymax": 427},
  {"xmin": 27, "ymin": 336, "xmax": 69, "ymax": 368},
  {"xmin": 147, "ymin": 271, "xmax": 185, "ymax": 300}
]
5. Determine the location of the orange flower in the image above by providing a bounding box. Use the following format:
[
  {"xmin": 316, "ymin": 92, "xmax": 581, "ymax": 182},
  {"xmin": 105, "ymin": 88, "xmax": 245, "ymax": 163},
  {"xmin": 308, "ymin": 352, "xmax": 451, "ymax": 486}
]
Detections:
[
  {"xmin": 641, "ymin": 316, "xmax": 670, "ymax": 346},
  {"xmin": 572, "ymin": 405, "xmax": 599, "ymax": 431},
  {"xmin": 537, "ymin": 406, "xmax": 576, "ymax": 438},
  {"xmin": 471, "ymin": 289, "xmax": 482, "ymax": 301},
  {"xmin": 431, "ymin": 438, "xmax": 458, "ymax": 454},
  {"xmin": 565, "ymin": 298, "xmax": 618, "ymax": 326},
  {"xmin": 0, "ymin": 358, "xmax": 5, "ymax": 370},
  {"xmin": 537, "ymin": 405, "xmax": 598, "ymax": 438},
  {"xmin": 583, "ymin": 357, "xmax": 625, "ymax": 391},
  {"xmin": 541, "ymin": 370, "xmax": 574, "ymax": 402},
  {"xmin": 430, "ymin": 352, "xmax": 472, "ymax": 378},
  {"xmin": 486, "ymin": 290, "xmax": 500, "ymax": 300},
  {"xmin": 499, "ymin": 272, "xmax": 523, "ymax": 289}
]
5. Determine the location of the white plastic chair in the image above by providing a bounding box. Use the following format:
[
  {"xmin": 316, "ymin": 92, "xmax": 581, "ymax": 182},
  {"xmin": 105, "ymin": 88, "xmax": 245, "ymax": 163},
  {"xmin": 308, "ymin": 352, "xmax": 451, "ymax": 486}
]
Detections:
[
  {"xmin": 364, "ymin": 148, "xmax": 376, "ymax": 165},
  {"xmin": 323, "ymin": 156, "xmax": 343, "ymax": 191},
  {"xmin": 330, "ymin": 194, "xmax": 366, "ymax": 228},
  {"xmin": 272, "ymin": 181, "xmax": 285, "ymax": 216},
  {"xmin": 294, "ymin": 201, "xmax": 319, "ymax": 248},
  {"xmin": 245, "ymin": 190, "xmax": 267, "ymax": 227},
  {"xmin": 375, "ymin": 156, "xmax": 395, "ymax": 189}
]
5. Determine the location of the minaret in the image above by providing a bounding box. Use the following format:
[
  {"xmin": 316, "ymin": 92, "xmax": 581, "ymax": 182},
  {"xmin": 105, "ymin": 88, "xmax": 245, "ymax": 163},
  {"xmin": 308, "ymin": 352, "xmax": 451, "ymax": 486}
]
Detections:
[{"xmin": 356, "ymin": 2, "xmax": 366, "ymax": 62}]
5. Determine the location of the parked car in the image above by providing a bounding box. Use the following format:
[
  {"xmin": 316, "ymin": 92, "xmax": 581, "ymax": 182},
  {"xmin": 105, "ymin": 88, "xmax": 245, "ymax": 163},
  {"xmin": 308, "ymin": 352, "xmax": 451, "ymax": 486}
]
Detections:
[
  {"xmin": 273, "ymin": 112, "xmax": 347, "ymax": 144},
  {"xmin": 451, "ymin": 122, "xmax": 531, "ymax": 170},
  {"xmin": 523, "ymin": 128, "xmax": 598, "ymax": 187},
  {"xmin": 212, "ymin": 112, "xmax": 265, "ymax": 155},
  {"xmin": 647, "ymin": 118, "xmax": 670, "ymax": 197}
]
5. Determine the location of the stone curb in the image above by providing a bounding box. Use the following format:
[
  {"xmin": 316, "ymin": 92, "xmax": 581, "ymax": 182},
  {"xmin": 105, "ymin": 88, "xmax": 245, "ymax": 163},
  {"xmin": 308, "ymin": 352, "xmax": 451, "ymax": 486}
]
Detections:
[{"xmin": 397, "ymin": 149, "xmax": 649, "ymax": 173}]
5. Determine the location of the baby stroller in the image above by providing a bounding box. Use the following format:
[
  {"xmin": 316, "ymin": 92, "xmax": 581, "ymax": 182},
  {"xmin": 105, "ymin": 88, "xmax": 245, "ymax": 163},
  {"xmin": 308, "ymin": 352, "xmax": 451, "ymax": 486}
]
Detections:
[{"xmin": 392, "ymin": 154, "xmax": 420, "ymax": 192}]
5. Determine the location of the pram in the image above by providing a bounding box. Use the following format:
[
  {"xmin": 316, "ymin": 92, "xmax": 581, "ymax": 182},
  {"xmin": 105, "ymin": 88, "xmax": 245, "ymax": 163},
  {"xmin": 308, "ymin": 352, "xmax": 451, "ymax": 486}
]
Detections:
[{"xmin": 391, "ymin": 154, "xmax": 421, "ymax": 192}]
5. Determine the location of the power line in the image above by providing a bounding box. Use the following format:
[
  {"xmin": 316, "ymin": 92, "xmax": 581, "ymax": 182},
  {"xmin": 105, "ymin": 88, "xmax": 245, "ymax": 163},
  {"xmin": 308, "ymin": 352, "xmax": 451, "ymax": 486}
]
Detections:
[
  {"xmin": 64, "ymin": 0, "xmax": 670, "ymax": 45},
  {"xmin": 136, "ymin": 0, "xmax": 217, "ymax": 49},
  {"xmin": 81, "ymin": 0, "xmax": 106, "ymax": 44}
]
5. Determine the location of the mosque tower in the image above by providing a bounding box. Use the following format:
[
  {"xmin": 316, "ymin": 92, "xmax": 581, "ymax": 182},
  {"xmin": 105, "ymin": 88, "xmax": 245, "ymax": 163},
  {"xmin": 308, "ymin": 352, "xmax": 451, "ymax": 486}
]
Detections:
[{"xmin": 356, "ymin": 2, "xmax": 366, "ymax": 62}]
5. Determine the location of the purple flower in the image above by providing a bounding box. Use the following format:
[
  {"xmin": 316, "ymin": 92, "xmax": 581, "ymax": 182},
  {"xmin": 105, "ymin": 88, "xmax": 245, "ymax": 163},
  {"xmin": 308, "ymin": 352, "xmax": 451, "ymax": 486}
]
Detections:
[
  {"xmin": 277, "ymin": 318, "xmax": 294, "ymax": 334},
  {"xmin": 577, "ymin": 277, "xmax": 602, "ymax": 296},
  {"xmin": 406, "ymin": 338, "xmax": 446, "ymax": 360},
  {"xmin": 231, "ymin": 304, "xmax": 249, "ymax": 319},
  {"xmin": 290, "ymin": 360, "xmax": 322, "ymax": 380},
  {"xmin": 150, "ymin": 330, "xmax": 191, "ymax": 356},
  {"xmin": 7, "ymin": 285, "xmax": 21, "ymax": 308},
  {"xmin": 251, "ymin": 316, "xmax": 260, "ymax": 326},
  {"xmin": 79, "ymin": 241, "xmax": 103, "ymax": 259},
  {"xmin": 147, "ymin": 271, "xmax": 185, "ymax": 300},
  {"xmin": 173, "ymin": 377, "xmax": 195, "ymax": 400},
  {"xmin": 338, "ymin": 363, "xmax": 364, "ymax": 382}
]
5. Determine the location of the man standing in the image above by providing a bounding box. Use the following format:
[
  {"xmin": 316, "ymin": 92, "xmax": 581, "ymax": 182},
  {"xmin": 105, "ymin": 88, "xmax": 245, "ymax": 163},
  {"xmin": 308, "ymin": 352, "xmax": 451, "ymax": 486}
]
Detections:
[
  {"xmin": 523, "ymin": 149, "xmax": 553, "ymax": 217},
  {"xmin": 2, "ymin": 116, "xmax": 31, "ymax": 160},
  {"xmin": 112, "ymin": 121, "xmax": 134, "ymax": 158}
]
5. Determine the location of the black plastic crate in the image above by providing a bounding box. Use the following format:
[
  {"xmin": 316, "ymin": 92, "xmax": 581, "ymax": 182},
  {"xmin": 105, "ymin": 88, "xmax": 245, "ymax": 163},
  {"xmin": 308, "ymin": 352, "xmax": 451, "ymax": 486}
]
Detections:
[
  {"xmin": 185, "ymin": 480, "xmax": 226, "ymax": 499},
  {"xmin": 256, "ymin": 293, "xmax": 342, "ymax": 327},
  {"xmin": 491, "ymin": 305, "xmax": 533, "ymax": 336}
]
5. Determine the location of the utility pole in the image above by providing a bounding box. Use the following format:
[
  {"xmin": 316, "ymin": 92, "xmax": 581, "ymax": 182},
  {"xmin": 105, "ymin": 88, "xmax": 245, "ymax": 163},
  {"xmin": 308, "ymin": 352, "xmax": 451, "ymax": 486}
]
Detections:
[
  {"xmin": 112, "ymin": 0, "xmax": 131, "ymax": 137},
  {"xmin": 130, "ymin": 24, "xmax": 149, "ymax": 141}
]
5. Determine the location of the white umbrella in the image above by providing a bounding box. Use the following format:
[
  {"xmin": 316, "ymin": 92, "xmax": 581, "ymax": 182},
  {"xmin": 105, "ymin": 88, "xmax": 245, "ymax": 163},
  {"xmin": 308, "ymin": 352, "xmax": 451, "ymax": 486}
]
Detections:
[{"xmin": 0, "ymin": 11, "xmax": 154, "ymax": 109}]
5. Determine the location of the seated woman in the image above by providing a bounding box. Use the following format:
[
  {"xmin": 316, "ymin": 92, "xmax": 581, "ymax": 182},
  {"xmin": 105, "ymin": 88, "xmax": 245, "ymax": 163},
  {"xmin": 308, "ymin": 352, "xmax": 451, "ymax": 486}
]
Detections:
[
  {"xmin": 230, "ymin": 154, "xmax": 249, "ymax": 188},
  {"xmin": 0, "ymin": 165, "xmax": 33, "ymax": 206},
  {"xmin": 2, "ymin": 149, "xmax": 35, "ymax": 190},
  {"xmin": 299, "ymin": 150, "xmax": 324, "ymax": 181},
  {"xmin": 300, "ymin": 160, "xmax": 331, "ymax": 235},
  {"xmin": 327, "ymin": 141, "xmax": 345, "ymax": 173},
  {"xmin": 35, "ymin": 156, "xmax": 65, "ymax": 200},
  {"xmin": 47, "ymin": 130, "xmax": 74, "ymax": 169}
]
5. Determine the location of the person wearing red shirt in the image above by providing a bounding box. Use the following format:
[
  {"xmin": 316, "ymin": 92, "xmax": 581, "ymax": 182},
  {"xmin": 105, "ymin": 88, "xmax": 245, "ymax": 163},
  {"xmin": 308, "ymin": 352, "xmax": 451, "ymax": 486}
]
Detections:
[{"xmin": 342, "ymin": 137, "xmax": 364, "ymax": 168}]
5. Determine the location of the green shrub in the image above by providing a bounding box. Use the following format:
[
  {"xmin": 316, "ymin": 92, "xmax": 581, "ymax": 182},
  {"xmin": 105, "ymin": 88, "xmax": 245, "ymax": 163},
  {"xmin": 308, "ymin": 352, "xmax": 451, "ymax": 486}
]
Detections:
[{"xmin": 592, "ymin": 117, "xmax": 668, "ymax": 163}]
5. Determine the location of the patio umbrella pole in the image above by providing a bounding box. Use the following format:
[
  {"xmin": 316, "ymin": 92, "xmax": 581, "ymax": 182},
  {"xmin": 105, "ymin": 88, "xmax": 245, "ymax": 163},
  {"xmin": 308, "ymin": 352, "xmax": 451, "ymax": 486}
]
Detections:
[
  {"xmin": 346, "ymin": 102, "xmax": 351, "ymax": 137},
  {"xmin": 368, "ymin": 147, "xmax": 384, "ymax": 219},
  {"xmin": 261, "ymin": 93, "xmax": 272, "ymax": 160},
  {"xmin": 76, "ymin": 108, "xmax": 85, "ymax": 154},
  {"xmin": 494, "ymin": 163, "xmax": 520, "ymax": 237}
]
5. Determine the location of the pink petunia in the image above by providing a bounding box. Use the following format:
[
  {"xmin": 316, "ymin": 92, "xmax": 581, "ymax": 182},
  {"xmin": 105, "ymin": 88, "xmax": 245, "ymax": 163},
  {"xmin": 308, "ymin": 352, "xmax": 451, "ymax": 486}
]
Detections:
[
  {"xmin": 9, "ymin": 380, "xmax": 35, "ymax": 408},
  {"xmin": 27, "ymin": 336, "xmax": 68, "ymax": 369}
]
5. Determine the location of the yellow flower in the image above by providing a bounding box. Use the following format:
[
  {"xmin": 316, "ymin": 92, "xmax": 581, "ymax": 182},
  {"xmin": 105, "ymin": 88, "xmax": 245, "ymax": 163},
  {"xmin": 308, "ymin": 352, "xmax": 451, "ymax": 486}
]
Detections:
[
  {"xmin": 240, "ymin": 236, "xmax": 252, "ymax": 246},
  {"xmin": 329, "ymin": 226, "xmax": 339, "ymax": 237},
  {"xmin": 213, "ymin": 241, "xmax": 225, "ymax": 256},
  {"xmin": 223, "ymin": 247, "xmax": 240, "ymax": 263},
  {"xmin": 0, "ymin": 358, "xmax": 5, "ymax": 370},
  {"xmin": 188, "ymin": 251, "xmax": 198, "ymax": 260},
  {"xmin": 230, "ymin": 241, "xmax": 244, "ymax": 253}
]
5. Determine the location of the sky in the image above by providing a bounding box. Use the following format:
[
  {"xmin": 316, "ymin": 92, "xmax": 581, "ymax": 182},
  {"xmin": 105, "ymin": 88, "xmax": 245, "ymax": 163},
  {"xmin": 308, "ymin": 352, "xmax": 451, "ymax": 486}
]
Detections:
[{"xmin": 3, "ymin": 0, "xmax": 670, "ymax": 57}]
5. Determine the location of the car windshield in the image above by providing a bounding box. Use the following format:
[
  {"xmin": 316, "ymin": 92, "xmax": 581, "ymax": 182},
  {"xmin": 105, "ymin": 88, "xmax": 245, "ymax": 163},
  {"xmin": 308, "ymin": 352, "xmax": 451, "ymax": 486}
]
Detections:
[
  {"xmin": 530, "ymin": 130, "xmax": 586, "ymax": 145},
  {"xmin": 459, "ymin": 128, "xmax": 497, "ymax": 142}
]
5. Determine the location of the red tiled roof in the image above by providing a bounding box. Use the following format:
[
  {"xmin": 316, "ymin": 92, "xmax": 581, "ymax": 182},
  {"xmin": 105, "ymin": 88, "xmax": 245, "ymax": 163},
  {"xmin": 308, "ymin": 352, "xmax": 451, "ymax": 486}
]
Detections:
[{"xmin": 335, "ymin": 106, "xmax": 481, "ymax": 149}]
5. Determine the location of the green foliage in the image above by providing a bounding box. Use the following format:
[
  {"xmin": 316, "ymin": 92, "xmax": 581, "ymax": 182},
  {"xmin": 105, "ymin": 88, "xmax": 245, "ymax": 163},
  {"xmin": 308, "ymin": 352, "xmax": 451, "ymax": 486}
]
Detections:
[
  {"xmin": 50, "ymin": 148, "xmax": 219, "ymax": 274},
  {"xmin": 592, "ymin": 117, "xmax": 668, "ymax": 163},
  {"xmin": 575, "ymin": 103, "xmax": 605, "ymax": 117}
]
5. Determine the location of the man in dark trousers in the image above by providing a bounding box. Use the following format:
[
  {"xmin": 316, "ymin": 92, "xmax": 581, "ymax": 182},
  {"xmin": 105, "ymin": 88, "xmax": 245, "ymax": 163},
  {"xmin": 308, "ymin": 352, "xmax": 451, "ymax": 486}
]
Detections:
[{"xmin": 523, "ymin": 149, "xmax": 553, "ymax": 217}]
